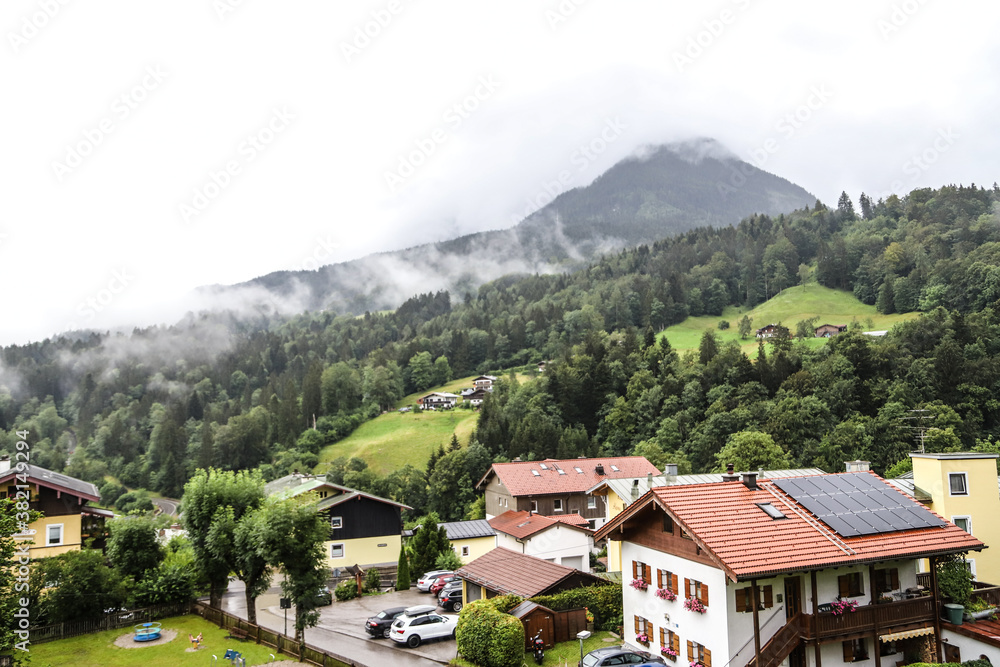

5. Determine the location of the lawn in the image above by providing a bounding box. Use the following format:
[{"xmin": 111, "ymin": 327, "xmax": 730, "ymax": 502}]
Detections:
[
  {"xmin": 27, "ymin": 614, "xmax": 302, "ymax": 667},
  {"xmin": 660, "ymin": 284, "xmax": 919, "ymax": 355},
  {"xmin": 450, "ymin": 629, "xmax": 619, "ymax": 667}
]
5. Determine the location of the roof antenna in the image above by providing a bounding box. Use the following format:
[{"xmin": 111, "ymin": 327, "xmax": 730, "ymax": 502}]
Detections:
[{"xmin": 901, "ymin": 409, "xmax": 933, "ymax": 453}]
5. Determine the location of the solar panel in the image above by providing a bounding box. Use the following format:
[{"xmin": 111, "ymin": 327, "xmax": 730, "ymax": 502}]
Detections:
[{"xmin": 774, "ymin": 472, "xmax": 945, "ymax": 538}]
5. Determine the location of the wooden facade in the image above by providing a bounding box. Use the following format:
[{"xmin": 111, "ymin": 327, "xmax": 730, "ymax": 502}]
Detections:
[
  {"xmin": 617, "ymin": 503, "xmax": 718, "ymax": 569},
  {"xmin": 483, "ymin": 475, "xmax": 607, "ymax": 523},
  {"xmin": 320, "ymin": 495, "xmax": 403, "ymax": 542}
]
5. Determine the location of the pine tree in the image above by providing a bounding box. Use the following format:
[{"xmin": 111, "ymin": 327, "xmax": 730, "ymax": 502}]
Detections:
[{"xmin": 395, "ymin": 543, "xmax": 410, "ymax": 590}]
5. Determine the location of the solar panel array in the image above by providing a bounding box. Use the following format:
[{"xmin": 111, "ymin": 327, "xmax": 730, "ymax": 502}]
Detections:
[{"xmin": 773, "ymin": 472, "xmax": 945, "ymax": 537}]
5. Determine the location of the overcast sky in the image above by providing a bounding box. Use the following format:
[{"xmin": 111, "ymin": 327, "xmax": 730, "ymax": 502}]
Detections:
[{"xmin": 2, "ymin": 0, "xmax": 998, "ymax": 345}]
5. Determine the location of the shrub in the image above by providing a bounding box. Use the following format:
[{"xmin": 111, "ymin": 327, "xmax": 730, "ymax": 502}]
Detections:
[
  {"xmin": 395, "ymin": 544, "xmax": 410, "ymax": 591},
  {"xmin": 334, "ymin": 580, "xmax": 357, "ymax": 602},
  {"xmin": 718, "ymin": 320, "xmax": 730, "ymax": 330},
  {"xmin": 482, "ymin": 594, "xmax": 523, "ymax": 613},
  {"xmin": 364, "ymin": 567, "xmax": 382, "ymax": 593},
  {"xmin": 456, "ymin": 599, "xmax": 524, "ymax": 667},
  {"xmin": 488, "ymin": 613, "xmax": 525, "ymax": 667},
  {"xmin": 531, "ymin": 583, "xmax": 622, "ymax": 631},
  {"xmin": 938, "ymin": 554, "xmax": 973, "ymax": 607},
  {"xmin": 456, "ymin": 601, "xmax": 494, "ymax": 666}
]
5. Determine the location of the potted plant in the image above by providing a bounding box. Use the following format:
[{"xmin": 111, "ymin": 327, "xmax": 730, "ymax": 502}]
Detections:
[
  {"xmin": 636, "ymin": 632, "xmax": 649, "ymax": 646},
  {"xmin": 630, "ymin": 578, "xmax": 649, "ymax": 591},
  {"xmin": 661, "ymin": 645, "xmax": 678, "ymax": 661},
  {"xmin": 656, "ymin": 588, "xmax": 677, "ymax": 601},
  {"xmin": 684, "ymin": 597, "xmax": 706, "ymax": 614},
  {"xmin": 830, "ymin": 599, "xmax": 858, "ymax": 615}
]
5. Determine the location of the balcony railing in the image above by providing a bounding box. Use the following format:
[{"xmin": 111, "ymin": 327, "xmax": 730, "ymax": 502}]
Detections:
[{"xmin": 809, "ymin": 597, "xmax": 935, "ymax": 640}]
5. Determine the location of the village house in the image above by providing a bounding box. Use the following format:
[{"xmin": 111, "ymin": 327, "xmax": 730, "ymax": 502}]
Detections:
[
  {"xmin": 594, "ymin": 469, "xmax": 985, "ymax": 667},
  {"xmin": 438, "ymin": 518, "xmax": 497, "ymax": 564},
  {"xmin": 0, "ymin": 457, "xmax": 111, "ymax": 558},
  {"xmin": 417, "ymin": 392, "xmax": 459, "ymax": 409},
  {"xmin": 455, "ymin": 546, "xmax": 604, "ymax": 603},
  {"xmin": 755, "ymin": 324, "xmax": 783, "ymax": 338},
  {"xmin": 477, "ymin": 456, "xmax": 660, "ymax": 528},
  {"xmin": 460, "ymin": 387, "xmax": 489, "ymax": 406},
  {"xmin": 472, "ymin": 375, "xmax": 498, "ymax": 392},
  {"xmin": 265, "ymin": 473, "xmax": 410, "ymax": 570},
  {"xmin": 488, "ymin": 509, "xmax": 593, "ymax": 572},
  {"xmin": 814, "ymin": 324, "xmax": 848, "ymax": 337}
]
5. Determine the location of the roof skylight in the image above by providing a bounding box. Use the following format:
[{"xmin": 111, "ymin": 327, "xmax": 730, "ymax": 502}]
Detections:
[{"xmin": 757, "ymin": 503, "xmax": 786, "ymax": 520}]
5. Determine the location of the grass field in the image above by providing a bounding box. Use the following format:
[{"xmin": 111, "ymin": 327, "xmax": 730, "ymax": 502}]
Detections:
[
  {"xmin": 661, "ymin": 284, "xmax": 919, "ymax": 355},
  {"xmin": 27, "ymin": 614, "xmax": 303, "ymax": 667}
]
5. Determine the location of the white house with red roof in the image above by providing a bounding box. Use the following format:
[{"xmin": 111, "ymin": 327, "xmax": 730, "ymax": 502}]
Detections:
[
  {"xmin": 477, "ymin": 456, "xmax": 660, "ymax": 528},
  {"xmin": 488, "ymin": 509, "xmax": 594, "ymax": 572},
  {"xmin": 594, "ymin": 470, "xmax": 985, "ymax": 667}
]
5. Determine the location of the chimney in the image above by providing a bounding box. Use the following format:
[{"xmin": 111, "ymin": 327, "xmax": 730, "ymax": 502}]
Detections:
[
  {"xmin": 631, "ymin": 479, "xmax": 640, "ymax": 501},
  {"xmin": 646, "ymin": 472, "xmax": 653, "ymax": 489},
  {"xmin": 741, "ymin": 472, "xmax": 758, "ymax": 490},
  {"xmin": 595, "ymin": 464, "xmax": 605, "ymax": 476},
  {"xmin": 721, "ymin": 462, "xmax": 740, "ymax": 482},
  {"xmin": 663, "ymin": 463, "xmax": 678, "ymax": 487},
  {"xmin": 845, "ymin": 460, "xmax": 871, "ymax": 473},
  {"xmin": 0, "ymin": 455, "xmax": 8, "ymax": 473}
]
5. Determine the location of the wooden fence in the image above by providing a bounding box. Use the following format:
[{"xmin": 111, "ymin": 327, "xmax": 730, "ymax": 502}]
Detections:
[
  {"xmin": 552, "ymin": 607, "xmax": 589, "ymax": 644},
  {"xmin": 28, "ymin": 602, "xmax": 191, "ymax": 644}
]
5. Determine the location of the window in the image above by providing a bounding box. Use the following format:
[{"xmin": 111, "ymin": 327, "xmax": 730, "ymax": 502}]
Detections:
[
  {"xmin": 330, "ymin": 516, "xmax": 342, "ymax": 529},
  {"xmin": 873, "ymin": 568, "xmax": 900, "ymax": 594},
  {"xmin": 553, "ymin": 499, "xmax": 563, "ymax": 512},
  {"xmin": 660, "ymin": 628, "xmax": 680, "ymax": 657},
  {"xmin": 949, "ymin": 472, "xmax": 968, "ymax": 496},
  {"xmin": 461, "ymin": 546, "xmax": 470, "ymax": 557},
  {"xmin": 842, "ymin": 638, "xmax": 868, "ymax": 662},
  {"xmin": 633, "ymin": 615, "xmax": 649, "ymax": 642},
  {"xmin": 587, "ymin": 496, "xmax": 597, "ymax": 509},
  {"xmin": 685, "ymin": 578, "xmax": 709, "ymax": 607},
  {"xmin": 330, "ymin": 543, "xmax": 345, "ymax": 559},
  {"xmin": 632, "ymin": 560, "xmax": 651, "ymax": 586},
  {"xmin": 687, "ymin": 640, "xmax": 712, "ymax": 667},
  {"xmin": 662, "ymin": 514, "xmax": 674, "ymax": 533},
  {"xmin": 735, "ymin": 585, "xmax": 773, "ymax": 612},
  {"xmin": 46, "ymin": 524, "xmax": 63, "ymax": 546},
  {"xmin": 837, "ymin": 572, "xmax": 864, "ymax": 598},
  {"xmin": 530, "ymin": 500, "xmax": 538, "ymax": 512},
  {"xmin": 657, "ymin": 569, "xmax": 678, "ymax": 592},
  {"xmin": 953, "ymin": 516, "xmax": 972, "ymax": 534}
]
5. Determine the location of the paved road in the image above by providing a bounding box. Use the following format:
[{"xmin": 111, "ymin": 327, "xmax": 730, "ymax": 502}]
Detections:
[
  {"xmin": 152, "ymin": 496, "xmax": 180, "ymax": 517},
  {"xmin": 219, "ymin": 581, "xmax": 458, "ymax": 667}
]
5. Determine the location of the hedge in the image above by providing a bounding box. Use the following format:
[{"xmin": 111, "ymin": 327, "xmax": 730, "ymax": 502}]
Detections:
[
  {"xmin": 456, "ymin": 598, "xmax": 526, "ymax": 667},
  {"xmin": 531, "ymin": 583, "xmax": 622, "ymax": 630},
  {"xmin": 334, "ymin": 580, "xmax": 357, "ymax": 602}
]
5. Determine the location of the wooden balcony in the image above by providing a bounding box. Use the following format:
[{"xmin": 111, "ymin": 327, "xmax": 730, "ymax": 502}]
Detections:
[{"xmin": 807, "ymin": 597, "xmax": 935, "ymax": 641}]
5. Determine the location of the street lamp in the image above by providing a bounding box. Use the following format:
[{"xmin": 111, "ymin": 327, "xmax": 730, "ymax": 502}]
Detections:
[{"xmin": 577, "ymin": 630, "xmax": 592, "ymax": 667}]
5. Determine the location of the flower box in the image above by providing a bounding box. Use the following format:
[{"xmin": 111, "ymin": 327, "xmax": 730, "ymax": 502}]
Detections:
[
  {"xmin": 661, "ymin": 646, "xmax": 678, "ymax": 661},
  {"xmin": 830, "ymin": 599, "xmax": 858, "ymax": 616},
  {"xmin": 636, "ymin": 632, "xmax": 649, "ymax": 646},
  {"xmin": 684, "ymin": 597, "xmax": 706, "ymax": 613},
  {"xmin": 655, "ymin": 588, "xmax": 677, "ymax": 601},
  {"xmin": 630, "ymin": 579, "xmax": 649, "ymax": 591}
]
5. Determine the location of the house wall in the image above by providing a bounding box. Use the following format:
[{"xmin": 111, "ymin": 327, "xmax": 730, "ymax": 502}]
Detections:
[
  {"xmin": 495, "ymin": 525, "xmax": 592, "ymax": 572},
  {"xmin": 912, "ymin": 453, "xmax": 1000, "ymax": 584},
  {"xmin": 620, "ymin": 541, "xmax": 729, "ymax": 662},
  {"xmin": 606, "ymin": 491, "xmax": 626, "ymax": 572},
  {"xmin": 941, "ymin": 629, "xmax": 998, "ymax": 663},
  {"xmin": 484, "ymin": 476, "xmax": 514, "ymax": 520},
  {"xmin": 451, "ymin": 535, "xmax": 495, "ymax": 564},
  {"xmin": 322, "ymin": 497, "xmax": 402, "ymax": 541},
  {"xmin": 324, "ymin": 534, "xmax": 401, "ymax": 570},
  {"xmin": 513, "ymin": 494, "xmax": 606, "ymax": 526},
  {"xmin": 28, "ymin": 513, "xmax": 84, "ymax": 558}
]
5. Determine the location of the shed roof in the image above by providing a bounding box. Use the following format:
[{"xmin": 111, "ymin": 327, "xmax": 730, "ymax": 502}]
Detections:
[
  {"xmin": 0, "ymin": 464, "xmax": 100, "ymax": 502},
  {"xmin": 455, "ymin": 547, "xmax": 603, "ymax": 598},
  {"xmin": 438, "ymin": 519, "xmax": 496, "ymax": 541}
]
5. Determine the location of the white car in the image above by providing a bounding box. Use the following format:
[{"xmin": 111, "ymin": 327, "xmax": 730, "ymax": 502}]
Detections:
[
  {"xmin": 389, "ymin": 611, "xmax": 458, "ymax": 648},
  {"xmin": 416, "ymin": 570, "xmax": 453, "ymax": 592}
]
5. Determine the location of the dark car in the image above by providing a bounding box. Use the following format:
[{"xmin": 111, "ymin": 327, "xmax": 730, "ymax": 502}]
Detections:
[
  {"xmin": 437, "ymin": 587, "xmax": 464, "ymax": 611},
  {"xmin": 365, "ymin": 606, "xmax": 408, "ymax": 638},
  {"xmin": 312, "ymin": 586, "xmax": 333, "ymax": 607},
  {"xmin": 429, "ymin": 575, "xmax": 458, "ymax": 595},
  {"xmin": 580, "ymin": 647, "xmax": 666, "ymax": 667}
]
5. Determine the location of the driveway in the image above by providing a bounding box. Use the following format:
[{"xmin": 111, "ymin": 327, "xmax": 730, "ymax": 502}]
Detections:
[{"xmin": 220, "ymin": 581, "xmax": 459, "ymax": 666}]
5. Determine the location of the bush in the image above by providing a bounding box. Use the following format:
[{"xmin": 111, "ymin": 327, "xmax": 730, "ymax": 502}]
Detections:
[
  {"xmin": 456, "ymin": 599, "xmax": 525, "ymax": 667},
  {"xmin": 488, "ymin": 613, "xmax": 525, "ymax": 667},
  {"xmin": 718, "ymin": 320, "xmax": 730, "ymax": 330},
  {"xmin": 334, "ymin": 580, "xmax": 357, "ymax": 602},
  {"xmin": 456, "ymin": 601, "xmax": 493, "ymax": 666},
  {"xmin": 532, "ymin": 583, "xmax": 622, "ymax": 630},
  {"xmin": 364, "ymin": 567, "xmax": 382, "ymax": 593},
  {"xmin": 937, "ymin": 554, "xmax": 973, "ymax": 607}
]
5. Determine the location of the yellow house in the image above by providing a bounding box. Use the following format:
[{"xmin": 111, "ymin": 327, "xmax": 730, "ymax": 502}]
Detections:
[
  {"xmin": 264, "ymin": 473, "xmax": 410, "ymax": 571},
  {"xmin": 908, "ymin": 452, "xmax": 1000, "ymax": 584},
  {"xmin": 0, "ymin": 458, "xmax": 111, "ymax": 558},
  {"xmin": 438, "ymin": 519, "xmax": 496, "ymax": 564}
]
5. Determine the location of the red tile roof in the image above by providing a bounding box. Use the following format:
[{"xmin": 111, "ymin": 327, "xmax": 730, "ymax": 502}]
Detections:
[
  {"xmin": 595, "ymin": 472, "xmax": 985, "ymax": 582},
  {"xmin": 478, "ymin": 457, "xmax": 660, "ymax": 496},
  {"xmin": 455, "ymin": 547, "xmax": 603, "ymax": 598},
  {"xmin": 488, "ymin": 510, "xmax": 591, "ymax": 539},
  {"xmin": 547, "ymin": 514, "xmax": 591, "ymax": 529}
]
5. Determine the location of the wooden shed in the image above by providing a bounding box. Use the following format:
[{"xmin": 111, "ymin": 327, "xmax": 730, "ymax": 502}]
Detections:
[{"xmin": 509, "ymin": 600, "xmax": 555, "ymax": 649}]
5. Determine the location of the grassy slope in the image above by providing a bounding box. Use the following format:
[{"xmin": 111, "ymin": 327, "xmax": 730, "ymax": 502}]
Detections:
[
  {"xmin": 28, "ymin": 615, "xmax": 311, "ymax": 667},
  {"xmin": 661, "ymin": 284, "xmax": 919, "ymax": 354},
  {"xmin": 316, "ymin": 373, "xmax": 531, "ymax": 475}
]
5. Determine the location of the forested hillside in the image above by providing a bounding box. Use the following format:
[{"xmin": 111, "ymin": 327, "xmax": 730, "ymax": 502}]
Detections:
[{"xmin": 2, "ymin": 184, "xmax": 999, "ymax": 522}]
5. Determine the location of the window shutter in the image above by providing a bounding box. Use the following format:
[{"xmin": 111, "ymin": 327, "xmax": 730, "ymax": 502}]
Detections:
[
  {"xmin": 687, "ymin": 640, "xmax": 694, "ymax": 661},
  {"xmin": 685, "ymin": 578, "xmax": 691, "ymax": 598},
  {"xmin": 672, "ymin": 633, "xmax": 680, "ymax": 654},
  {"xmin": 763, "ymin": 585, "xmax": 773, "ymax": 608},
  {"xmin": 838, "ymin": 574, "xmax": 850, "ymax": 599},
  {"xmin": 633, "ymin": 561, "xmax": 639, "ymax": 579},
  {"xmin": 704, "ymin": 648, "xmax": 712, "ymax": 667},
  {"xmin": 634, "ymin": 615, "xmax": 641, "ymax": 634},
  {"xmin": 843, "ymin": 640, "xmax": 854, "ymax": 662},
  {"xmin": 660, "ymin": 627, "xmax": 666, "ymax": 646},
  {"xmin": 890, "ymin": 568, "xmax": 899, "ymax": 590},
  {"xmin": 657, "ymin": 569, "xmax": 663, "ymax": 588},
  {"xmin": 735, "ymin": 588, "xmax": 747, "ymax": 613},
  {"xmin": 700, "ymin": 583, "xmax": 709, "ymax": 607},
  {"xmin": 644, "ymin": 564, "xmax": 652, "ymax": 585},
  {"xmin": 672, "ymin": 573, "xmax": 679, "ymax": 593}
]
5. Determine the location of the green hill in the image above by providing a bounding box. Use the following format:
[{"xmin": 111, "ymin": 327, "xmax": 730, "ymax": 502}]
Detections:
[{"xmin": 660, "ymin": 284, "xmax": 919, "ymax": 354}]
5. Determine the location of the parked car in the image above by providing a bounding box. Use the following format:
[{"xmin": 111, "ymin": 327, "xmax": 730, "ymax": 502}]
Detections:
[
  {"xmin": 580, "ymin": 647, "xmax": 666, "ymax": 667},
  {"xmin": 439, "ymin": 579, "xmax": 462, "ymax": 595},
  {"xmin": 429, "ymin": 575, "xmax": 458, "ymax": 594},
  {"xmin": 311, "ymin": 586, "xmax": 333, "ymax": 606},
  {"xmin": 365, "ymin": 606, "xmax": 408, "ymax": 638},
  {"xmin": 390, "ymin": 610, "xmax": 458, "ymax": 648},
  {"xmin": 437, "ymin": 588, "xmax": 464, "ymax": 611},
  {"xmin": 417, "ymin": 570, "xmax": 453, "ymax": 592}
]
